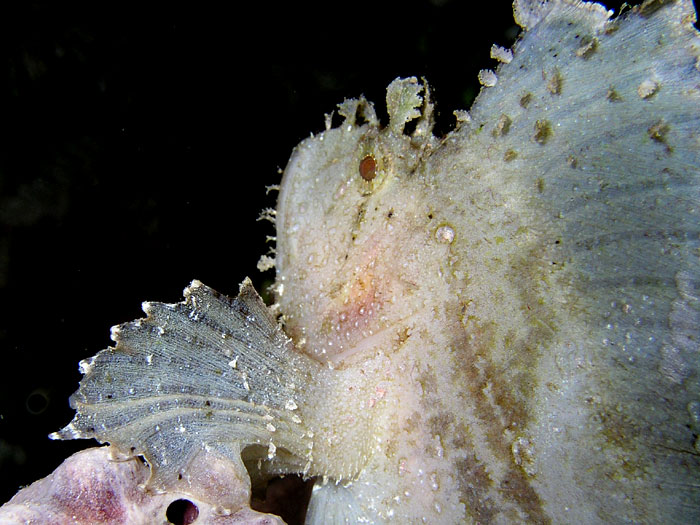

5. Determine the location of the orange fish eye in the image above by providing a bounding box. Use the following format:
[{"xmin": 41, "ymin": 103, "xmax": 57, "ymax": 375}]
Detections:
[{"xmin": 359, "ymin": 155, "xmax": 377, "ymax": 181}]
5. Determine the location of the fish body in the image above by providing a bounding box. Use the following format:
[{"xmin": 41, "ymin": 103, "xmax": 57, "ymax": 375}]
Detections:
[{"xmin": 47, "ymin": 1, "xmax": 700, "ymax": 523}]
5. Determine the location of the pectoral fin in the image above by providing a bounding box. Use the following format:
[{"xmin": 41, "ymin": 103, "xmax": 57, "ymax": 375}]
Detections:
[{"xmin": 52, "ymin": 279, "xmax": 319, "ymax": 495}]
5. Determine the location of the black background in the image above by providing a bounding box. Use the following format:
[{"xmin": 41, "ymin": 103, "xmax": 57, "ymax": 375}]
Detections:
[{"xmin": 0, "ymin": 0, "xmax": 661, "ymax": 507}]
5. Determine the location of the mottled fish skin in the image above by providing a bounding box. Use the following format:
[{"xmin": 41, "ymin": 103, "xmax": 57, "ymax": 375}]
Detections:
[
  {"xmin": 46, "ymin": 1, "xmax": 700, "ymax": 524},
  {"xmin": 275, "ymin": 0, "xmax": 700, "ymax": 523}
]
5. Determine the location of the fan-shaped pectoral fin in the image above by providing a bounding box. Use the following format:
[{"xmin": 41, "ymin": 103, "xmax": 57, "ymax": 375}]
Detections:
[{"xmin": 51, "ymin": 278, "xmax": 322, "ymax": 510}]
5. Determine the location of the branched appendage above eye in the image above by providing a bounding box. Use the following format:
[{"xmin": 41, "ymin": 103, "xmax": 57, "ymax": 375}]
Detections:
[{"xmin": 386, "ymin": 77, "xmax": 430, "ymax": 137}]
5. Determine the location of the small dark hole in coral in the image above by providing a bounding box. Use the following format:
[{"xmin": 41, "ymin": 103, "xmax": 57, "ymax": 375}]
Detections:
[
  {"xmin": 251, "ymin": 475, "xmax": 315, "ymax": 525},
  {"xmin": 166, "ymin": 498, "xmax": 199, "ymax": 525}
]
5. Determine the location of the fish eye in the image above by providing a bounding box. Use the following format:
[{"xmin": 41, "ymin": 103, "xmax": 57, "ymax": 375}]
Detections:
[{"xmin": 359, "ymin": 155, "xmax": 377, "ymax": 181}]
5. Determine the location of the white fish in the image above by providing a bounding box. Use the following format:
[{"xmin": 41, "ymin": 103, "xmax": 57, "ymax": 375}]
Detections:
[{"xmin": 3, "ymin": 1, "xmax": 700, "ymax": 523}]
